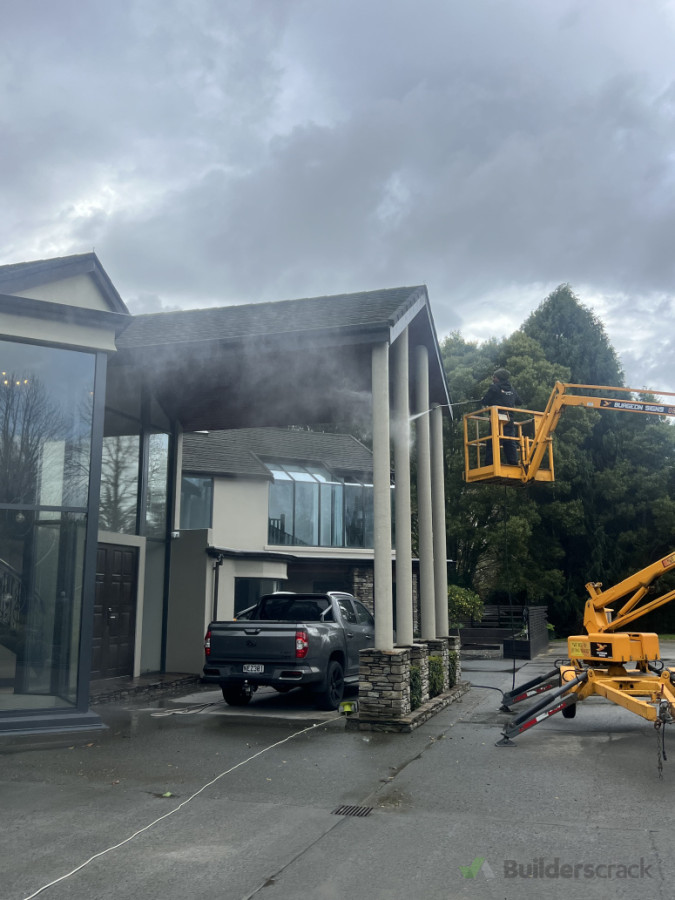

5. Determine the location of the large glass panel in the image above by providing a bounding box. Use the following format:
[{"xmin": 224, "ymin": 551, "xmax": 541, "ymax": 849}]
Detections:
[
  {"xmin": 268, "ymin": 479, "xmax": 293, "ymax": 544},
  {"xmin": 294, "ymin": 481, "xmax": 319, "ymax": 545},
  {"xmin": 180, "ymin": 476, "xmax": 213, "ymax": 529},
  {"xmin": 0, "ymin": 510, "xmax": 86, "ymax": 709},
  {"xmin": 0, "ymin": 340, "xmax": 95, "ymax": 508},
  {"xmin": 363, "ymin": 481, "xmax": 374, "ymax": 548},
  {"xmin": 319, "ymin": 481, "xmax": 344, "ymax": 547},
  {"xmin": 305, "ymin": 464, "xmax": 331, "ymax": 483},
  {"xmin": 145, "ymin": 433, "xmax": 169, "ymax": 538},
  {"xmin": 267, "ymin": 463, "xmax": 291, "ymax": 481},
  {"xmin": 265, "ymin": 460, "xmax": 371, "ymax": 548},
  {"xmin": 345, "ymin": 483, "xmax": 365, "ymax": 548},
  {"xmin": 100, "ymin": 435, "xmax": 140, "ymax": 533},
  {"xmin": 284, "ymin": 463, "xmax": 316, "ymax": 482}
]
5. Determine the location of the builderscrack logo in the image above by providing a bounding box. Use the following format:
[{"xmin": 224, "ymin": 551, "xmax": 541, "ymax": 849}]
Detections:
[
  {"xmin": 459, "ymin": 855, "xmax": 653, "ymax": 881},
  {"xmin": 459, "ymin": 857, "xmax": 495, "ymax": 880}
]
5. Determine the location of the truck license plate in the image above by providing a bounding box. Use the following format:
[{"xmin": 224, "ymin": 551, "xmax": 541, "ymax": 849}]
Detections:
[{"xmin": 243, "ymin": 664, "xmax": 264, "ymax": 673}]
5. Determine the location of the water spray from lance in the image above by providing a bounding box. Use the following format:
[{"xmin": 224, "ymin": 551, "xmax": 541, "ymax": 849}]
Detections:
[{"xmin": 409, "ymin": 403, "xmax": 453, "ymax": 422}]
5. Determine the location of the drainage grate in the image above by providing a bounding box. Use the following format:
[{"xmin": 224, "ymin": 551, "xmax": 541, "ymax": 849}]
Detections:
[{"xmin": 331, "ymin": 804, "xmax": 373, "ymax": 818}]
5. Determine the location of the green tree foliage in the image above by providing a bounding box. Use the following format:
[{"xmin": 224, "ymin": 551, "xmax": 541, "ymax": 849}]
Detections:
[
  {"xmin": 447, "ymin": 585, "xmax": 483, "ymax": 626},
  {"xmin": 521, "ymin": 284, "xmax": 624, "ymax": 387},
  {"xmin": 442, "ymin": 287, "xmax": 675, "ymax": 635}
]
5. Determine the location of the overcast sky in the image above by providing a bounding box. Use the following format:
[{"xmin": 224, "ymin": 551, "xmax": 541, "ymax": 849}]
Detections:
[{"xmin": 2, "ymin": 0, "xmax": 675, "ymax": 393}]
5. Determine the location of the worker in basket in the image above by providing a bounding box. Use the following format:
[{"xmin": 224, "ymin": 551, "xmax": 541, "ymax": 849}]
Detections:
[{"xmin": 481, "ymin": 368, "xmax": 521, "ymax": 465}]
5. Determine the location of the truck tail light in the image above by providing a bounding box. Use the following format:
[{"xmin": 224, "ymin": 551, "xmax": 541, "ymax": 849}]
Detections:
[
  {"xmin": 204, "ymin": 629, "xmax": 211, "ymax": 657},
  {"xmin": 295, "ymin": 629, "xmax": 309, "ymax": 659}
]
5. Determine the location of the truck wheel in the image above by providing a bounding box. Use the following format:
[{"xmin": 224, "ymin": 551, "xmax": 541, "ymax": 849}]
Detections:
[
  {"xmin": 221, "ymin": 685, "xmax": 252, "ymax": 706},
  {"xmin": 315, "ymin": 660, "xmax": 344, "ymax": 710},
  {"xmin": 562, "ymin": 701, "xmax": 577, "ymax": 718}
]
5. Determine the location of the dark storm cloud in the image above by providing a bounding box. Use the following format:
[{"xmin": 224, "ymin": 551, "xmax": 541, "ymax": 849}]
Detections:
[{"xmin": 1, "ymin": 0, "xmax": 675, "ymax": 390}]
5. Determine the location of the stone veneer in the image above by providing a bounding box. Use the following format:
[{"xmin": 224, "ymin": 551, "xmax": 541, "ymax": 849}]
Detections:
[
  {"xmin": 352, "ymin": 567, "xmax": 374, "ymax": 612},
  {"xmin": 448, "ymin": 634, "xmax": 461, "ymax": 682},
  {"xmin": 409, "ymin": 643, "xmax": 430, "ymax": 705},
  {"xmin": 424, "ymin": 638, "xmax": 451, "ymax": 691},
  {"xmin": 357, "ymin": 647, "xmax": 411, "ymax": 718},
  {"xmin": 346, "ymin": 636, "xmax": 467, "ymax": 733}
]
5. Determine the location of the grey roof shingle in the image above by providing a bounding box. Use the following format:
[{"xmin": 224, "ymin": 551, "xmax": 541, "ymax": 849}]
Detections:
[
  {"xmin": 117, "ymin": 286, "xmax": 427, "ymax": 348},
  {"xmin": 182, "ymin": 428, "xmax": 374, "ymax": 479}
]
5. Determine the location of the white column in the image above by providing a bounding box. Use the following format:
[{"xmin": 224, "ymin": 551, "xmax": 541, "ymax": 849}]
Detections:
[
  {"xmin": 415, "ymin": 344, "xmax": 435, "ymax": 639},
  {"xmin": 372, "ymin": 341, "xmax": 394, "ymax": 651},
  {"xmin": 392, "ymin": 329, "xmax": 413, "ymax": 646},
  {"xmin": 431, "ymin": 403, "xmax": 449, "ymax": 636}
]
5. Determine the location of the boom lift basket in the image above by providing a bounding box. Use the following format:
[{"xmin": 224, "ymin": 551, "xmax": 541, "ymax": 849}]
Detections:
[
  {"xmin": 462, "ymin": 381, "xmax": 675, "ymax": 751},
  {"xmin": 463, "ymin": 404, "xmax": 554, "ymax": 484},
  {"xmin": 464, "ymin": 382, "xmax": 675, "ymax": 486}
]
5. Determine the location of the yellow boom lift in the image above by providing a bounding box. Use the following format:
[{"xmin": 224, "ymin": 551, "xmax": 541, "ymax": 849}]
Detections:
[
  {"xmin": 461, "ymin": 382, "xmax": 675, "ymax": 748},
  {"xmin": 464, "ymin": 381, "xmax": 675, "ymax": 485}
]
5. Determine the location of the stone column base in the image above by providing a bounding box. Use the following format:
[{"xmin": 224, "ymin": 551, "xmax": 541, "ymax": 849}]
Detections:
[
  {"xmin": 423, "ymin": 638, "xmax": 451, "ymax": 692},
  {"xmin": 358, "ymin": 647, "xmax": 411, "ymax": 719},
  {"xmin": 447, "ymin": 634, "xmax": 461, "ymax": 684},
  {"xmin": 409, "ymin": 643, "xmax": 430, "ymax": 707}
]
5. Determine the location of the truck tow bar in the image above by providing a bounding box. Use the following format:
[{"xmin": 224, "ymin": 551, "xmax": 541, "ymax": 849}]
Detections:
[
  {"xmin": 499, "ymin": 667, "xmax": 562, "ymax": 712},
  {"xmin": 496, "ymin": 670, "xmax": 589, "ymax": 746}
]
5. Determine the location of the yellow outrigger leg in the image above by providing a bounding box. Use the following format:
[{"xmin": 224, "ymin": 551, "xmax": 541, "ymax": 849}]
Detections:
[{"xmin": 497, "ymin": 552, "xmax": 675, "ymax": 747}]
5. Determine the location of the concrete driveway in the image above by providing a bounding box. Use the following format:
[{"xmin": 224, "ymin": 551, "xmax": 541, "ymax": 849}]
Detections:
[{"xmin": 1, "ymin": 644, "xmax": 674, "ymax": 900}]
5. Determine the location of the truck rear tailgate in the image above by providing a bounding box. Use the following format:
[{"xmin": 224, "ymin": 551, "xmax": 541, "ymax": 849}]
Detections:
[{"xmin": 209, "ymin": 622, "xmax": 300, "ymax": 663}]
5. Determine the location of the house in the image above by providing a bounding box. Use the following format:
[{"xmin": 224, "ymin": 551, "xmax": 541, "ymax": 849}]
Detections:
[
  {"xmin": 0, "ymin": 253, "xmax": 450, "ymax": 734},
  {"xmin": 167, "ymin": 427, "xmax": 410, "ymax": 673}
]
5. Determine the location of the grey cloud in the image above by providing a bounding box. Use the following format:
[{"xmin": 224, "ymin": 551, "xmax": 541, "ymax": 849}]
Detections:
[{"xmin": 1, "ymin": 0, "xmax": 675, "ymax": 390}]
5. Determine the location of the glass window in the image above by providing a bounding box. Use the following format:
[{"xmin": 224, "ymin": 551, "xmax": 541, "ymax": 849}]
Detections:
[
  {"xmin": 234, "ymin": 578, "xmax": 279, "ymax": 617},
  {"xmin": 304, "ymin": 464, "xmax": 331, "ymax": 483},
  {"xmin": 345, "ymin": 483, "xmax": 365, "ymax": 548},
  {"xmin": 0, "ymin": 340, "xmax": 95, "ymax": 508},
  {"xmin": 283, "ymin": 464, "xmax": 316, "ymax": 482},
  {"xmin": 337, "ymin": 596, "xmax": 357, "ymax": 624},
  {"xmin": 268, "ymin": 463, "xmax": 292, "ymax": 481},
  {"xmin": 100, "ymin": 435, "xmax": 140, "ymax": 534},
  {"xmin": 145, "ymin": 433, "xmax": 169, "ymax": 538},
  {"xmin": 0, "ymin": 509, "xmax": 87, "ymax": 709},
  {"xmin": 180, "ymin": 475, "xmax": 213, "ymax": 529},
  {"xmin": 294, "ymin": 481, "xmax": 319, "ymax": 545},
  {"xmin": 354, "ymin": 600, "xmax": 374, "ymax": 627},
  {"xmin": 363, "ymin": 481, "xmax": 374, "ymax": 548},
  {"xmin": 268, "ymin": 479, "xmax": 293, "ymax": 544},
  {"xmin": 264, "ymin": 458, "xmax": 374, "ymax": 549}
]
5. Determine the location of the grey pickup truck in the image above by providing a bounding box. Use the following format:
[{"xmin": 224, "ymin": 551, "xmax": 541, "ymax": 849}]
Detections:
[{"xmin": 202, "ymin": 591, "xmax": 374, "ymax": 709}]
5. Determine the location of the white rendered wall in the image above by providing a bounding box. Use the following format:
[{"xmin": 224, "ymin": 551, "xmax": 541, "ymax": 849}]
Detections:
[{"xmin": 211, "ymin": 478, "xmax": 269, "ymax": 550}]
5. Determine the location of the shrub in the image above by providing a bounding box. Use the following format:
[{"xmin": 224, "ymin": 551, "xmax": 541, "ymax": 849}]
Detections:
[
  {"xmin": 429, "ymin": 655, "xmax": 445, "ymax": 697},
  {"xmin": 448, "ymin": 651, "xmax": 458, "ymax": 687},
  {"xmin": 448, "ymin": 585, "xmax": 483, "ymax": 628},
  {"xmin": 410, "ymin": 665, "xmax": 422, "ymax": 710}
]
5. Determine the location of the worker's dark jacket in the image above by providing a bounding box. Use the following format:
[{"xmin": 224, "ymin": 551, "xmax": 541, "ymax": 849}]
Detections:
[{"xmin": 481, "ymin": 381, "xmax": 521, "ymax": 413}]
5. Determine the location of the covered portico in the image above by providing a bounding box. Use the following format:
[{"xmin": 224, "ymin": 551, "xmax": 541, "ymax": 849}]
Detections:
[
  {"xmin": 0, "ymin": 253, "xmax": 450, "ymax": 735},
  {"xmin": 112, "ymin": 284, "xmax": 451, "ymax": 656}
]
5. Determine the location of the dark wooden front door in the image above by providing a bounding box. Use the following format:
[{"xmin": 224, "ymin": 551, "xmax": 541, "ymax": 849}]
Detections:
[{"xmin": 92, "ymin": 544, "xmax": 138, "ymax": 679}]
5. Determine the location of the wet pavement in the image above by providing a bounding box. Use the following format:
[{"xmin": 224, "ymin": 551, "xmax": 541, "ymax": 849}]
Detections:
[{"xmin": 2, "ymin": 643, "xmax": 675, "ymax": 899}]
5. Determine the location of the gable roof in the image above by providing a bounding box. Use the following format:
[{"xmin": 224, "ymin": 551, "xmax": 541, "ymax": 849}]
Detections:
[
  {"xmin": 0, "ymin": 252, "xmax": 129, "ymax": 314},
  {"xmin": 116, "ymin": 285, "xmax": 428, "ymax": 349},
  {"xmin": 182, "ymin": 428, "xmax": 374, "ymax": 480},
  {"xmin": 109, "ymin": 283, "xmax": 450, "ymax": 432}
]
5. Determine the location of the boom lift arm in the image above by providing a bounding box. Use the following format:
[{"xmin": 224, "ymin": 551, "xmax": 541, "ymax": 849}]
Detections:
[
  {"xmin": 464, "ymin": 382, "xmax": 675, "ymax": 484},
  {"xmin": 461, "ymin": 378, "xmax": 675, "ymax": 751},
  {"xmin": 498, "ymin": 552, "xmax": 675, "ymax": 747}
]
